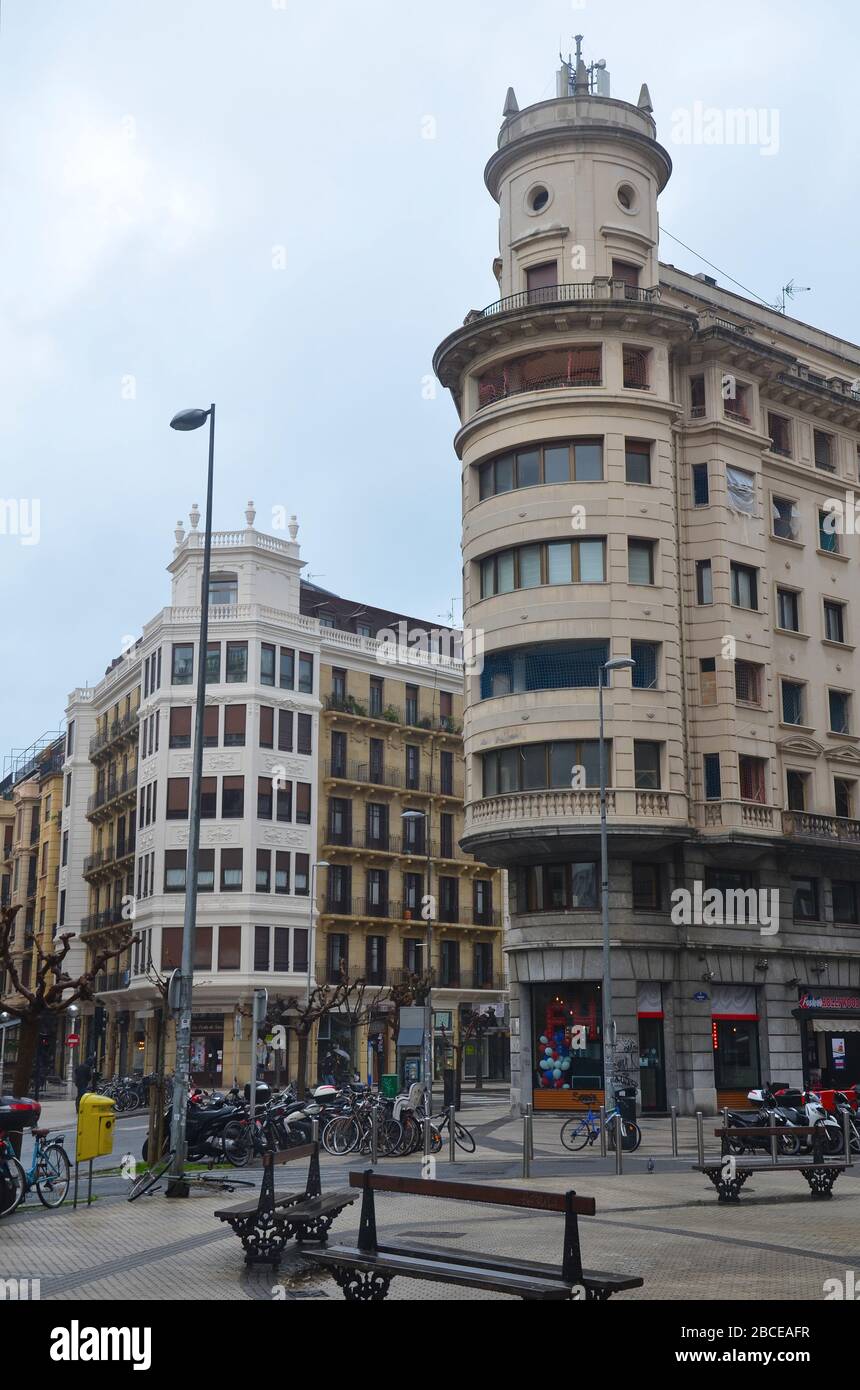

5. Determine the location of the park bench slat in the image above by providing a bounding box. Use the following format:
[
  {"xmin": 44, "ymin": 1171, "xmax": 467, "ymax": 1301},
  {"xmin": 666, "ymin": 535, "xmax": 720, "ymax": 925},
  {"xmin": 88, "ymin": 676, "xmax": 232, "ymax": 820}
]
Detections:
[
  {"xmin": 374, "ymin": 1241, "xmax": 644, "ymax": 1293},
  {"xmin": 346, "ymin": 1170, "xmax": 596, "ymax": 1216},
  {"xmin": 312, "ymin": 1247, "xmax": 573, "ymax": 1299}
]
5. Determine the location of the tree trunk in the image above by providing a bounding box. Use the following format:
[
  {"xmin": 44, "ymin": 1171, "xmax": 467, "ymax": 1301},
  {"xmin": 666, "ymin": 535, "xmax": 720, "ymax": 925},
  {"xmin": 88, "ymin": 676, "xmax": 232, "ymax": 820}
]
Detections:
[
  {"xmin": 12, "ymin": 1015, "xmax": 40, "ymax": 1098},
  {"xmin": 297, "ymin": 1032, "xmax": 310, "ymax": 1097}
]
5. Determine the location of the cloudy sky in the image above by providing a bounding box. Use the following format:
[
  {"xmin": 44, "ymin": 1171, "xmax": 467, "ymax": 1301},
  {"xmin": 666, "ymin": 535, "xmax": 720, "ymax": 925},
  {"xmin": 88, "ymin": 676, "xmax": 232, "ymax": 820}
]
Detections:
[{"xmin": 1, "ymin": 0, "xmax": 857, "ymax": 761}]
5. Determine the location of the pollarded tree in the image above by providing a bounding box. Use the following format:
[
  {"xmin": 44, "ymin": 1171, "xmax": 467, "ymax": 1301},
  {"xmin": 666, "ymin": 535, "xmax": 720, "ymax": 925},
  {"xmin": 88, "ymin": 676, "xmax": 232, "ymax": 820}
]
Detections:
[
  {"xmin": 0, "ymin": 903, "xmax": 133, "ymax": 1097},
  {"xmin": 270, "ymin": 968, "xmax": 392, "ymax": 1095}
]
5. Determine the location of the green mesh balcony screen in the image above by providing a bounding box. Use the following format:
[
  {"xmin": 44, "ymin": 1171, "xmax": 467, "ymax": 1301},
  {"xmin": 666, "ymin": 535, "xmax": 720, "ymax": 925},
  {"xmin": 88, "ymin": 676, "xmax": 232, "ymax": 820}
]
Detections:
[{"xmin": 480, "ymin": 643, "xmax": 608, "ymax": 699}]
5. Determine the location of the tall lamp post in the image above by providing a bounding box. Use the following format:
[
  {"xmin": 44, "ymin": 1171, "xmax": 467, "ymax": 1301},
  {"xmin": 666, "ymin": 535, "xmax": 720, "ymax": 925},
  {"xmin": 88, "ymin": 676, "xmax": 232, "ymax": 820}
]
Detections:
[
  {"xmin": 165, "ymin": 404, "xmax": 215, "ymax": 1197},
  {"xmin": 401, "ymin": 807, "xmax": 433, "ymax": 1117},
  {"xmin": 305, "ymin": 861, "xmax": 330, "ymax": 1093},
  {"xmin": 598, "ymin": 656, "xmax": 636, "ymax": 1120}
]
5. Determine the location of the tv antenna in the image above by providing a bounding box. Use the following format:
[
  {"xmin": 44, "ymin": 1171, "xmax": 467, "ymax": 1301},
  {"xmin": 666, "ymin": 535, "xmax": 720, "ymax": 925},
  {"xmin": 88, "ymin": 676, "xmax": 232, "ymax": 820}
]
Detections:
[
  {"xmin": 558, "ymin": 35, "xmax": 609, "ymax": 97},
  {"xmin": 775, "ymin": 279, "xmax": 811, "ymax": 315}
]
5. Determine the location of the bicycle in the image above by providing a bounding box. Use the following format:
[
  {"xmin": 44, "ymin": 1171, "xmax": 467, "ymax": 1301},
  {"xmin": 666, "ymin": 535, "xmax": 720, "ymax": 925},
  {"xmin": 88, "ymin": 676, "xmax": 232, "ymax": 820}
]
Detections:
[
  {"xmin": 127, "ymin": 1152, "xmax": 256, "ymax": 1202},
  {"xmin": 433, "ymin": 1111, "xmax": 476, "ymax": 1153},
  {"xmin": 560, "ymin": 1105, "xmax": 641, "ymax": 1154},
  {"xmin": 0, "ymin": 1127, "xmax": 71, "ymax": 1210},
  {"xmin": 0, "ymin": 1133, "xmax": 26, "ymax": 1216}
]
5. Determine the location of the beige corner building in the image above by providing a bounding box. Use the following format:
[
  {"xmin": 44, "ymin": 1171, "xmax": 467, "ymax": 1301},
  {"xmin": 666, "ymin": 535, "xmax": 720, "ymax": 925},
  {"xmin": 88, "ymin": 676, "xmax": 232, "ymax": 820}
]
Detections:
[{"xmin": 434, "ymin": 50, "xmax": 860, "ymax": 1115}]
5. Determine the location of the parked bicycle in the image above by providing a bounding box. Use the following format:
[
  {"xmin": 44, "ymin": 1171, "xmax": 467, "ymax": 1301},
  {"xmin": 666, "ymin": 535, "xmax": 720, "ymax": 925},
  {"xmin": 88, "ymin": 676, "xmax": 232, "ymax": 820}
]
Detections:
[
  {"xmin": 560, "ymin": 1103, "xmax": 642, "ymax": 1154},
  {"xmin": 0, "ymin": 1126, "xmax": 71, "ymax": 1212}
]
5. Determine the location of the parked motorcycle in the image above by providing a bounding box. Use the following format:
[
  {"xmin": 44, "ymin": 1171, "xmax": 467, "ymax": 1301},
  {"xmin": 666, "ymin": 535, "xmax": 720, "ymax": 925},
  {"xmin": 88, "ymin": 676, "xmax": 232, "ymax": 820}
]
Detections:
[{"xmin": 142, "ymin": 1094, "xmax": 246, "ymax": 1163}]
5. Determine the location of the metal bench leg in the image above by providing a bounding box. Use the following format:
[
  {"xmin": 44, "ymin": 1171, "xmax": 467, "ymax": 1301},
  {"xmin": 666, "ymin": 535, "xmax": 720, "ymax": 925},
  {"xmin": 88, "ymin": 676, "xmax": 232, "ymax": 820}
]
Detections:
[
  {"xmin": 331, "ymin": 1267, "xmax": 393, "ymax": 1302},
  {"xmin": 703, "ymin": 1167, "xmax": 750, "ymax": 1202},
  {"xmin": 802, "ymin": 1168, "xmax": 839, "ymax": 1200},
  {"xmin": 242, "ymin": 1212, "xmax": 289, "ymax": 1265}
]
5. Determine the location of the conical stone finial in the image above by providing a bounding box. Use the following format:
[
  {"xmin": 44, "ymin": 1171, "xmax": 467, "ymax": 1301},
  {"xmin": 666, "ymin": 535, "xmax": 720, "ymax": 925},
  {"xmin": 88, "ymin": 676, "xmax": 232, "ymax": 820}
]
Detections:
[
  {"xmin": 175, "ymin": 520, "xmax": 185, "ymax": 545},
  {"xmin": 189, "ymin": 503, "xmax": 200, "ymax": 531},
  {"xmin": 637, "ymin": 83, "xmax": 653, "ymax": 114},
  {"xmin": 503, "ymin": 87, "xmax": 519, "ymax": 119}
]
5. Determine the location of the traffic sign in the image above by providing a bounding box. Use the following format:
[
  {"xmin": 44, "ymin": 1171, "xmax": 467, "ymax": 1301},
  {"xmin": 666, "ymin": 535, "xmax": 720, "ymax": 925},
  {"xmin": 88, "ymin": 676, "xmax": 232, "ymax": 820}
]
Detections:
[{"xmin": 66, "ymin": 1033, "xmax": 80, "ymax": 1047}]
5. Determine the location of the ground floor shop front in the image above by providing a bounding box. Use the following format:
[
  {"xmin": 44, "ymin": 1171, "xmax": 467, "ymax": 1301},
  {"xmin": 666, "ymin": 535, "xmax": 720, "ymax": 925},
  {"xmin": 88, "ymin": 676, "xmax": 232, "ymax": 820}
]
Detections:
[{"xmin": 508, "ymin": 947, "xmax": 860, "ymax": 1116}]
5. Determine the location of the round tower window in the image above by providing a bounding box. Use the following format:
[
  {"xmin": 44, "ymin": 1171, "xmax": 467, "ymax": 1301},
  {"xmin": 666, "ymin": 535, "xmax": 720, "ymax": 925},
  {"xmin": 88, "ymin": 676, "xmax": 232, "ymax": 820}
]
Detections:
[
  {"xmin": 617, "ymin": 183, "xmax": 638, "ymax": 212},
  {"xmin": 529, "ymin": 186, "xmax": 550, "ymax": 213}
]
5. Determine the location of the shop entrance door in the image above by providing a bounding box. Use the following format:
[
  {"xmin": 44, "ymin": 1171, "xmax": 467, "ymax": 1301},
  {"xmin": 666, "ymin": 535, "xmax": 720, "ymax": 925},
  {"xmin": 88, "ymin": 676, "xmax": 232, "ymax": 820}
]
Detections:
[
  {"xmin": 638, "ymin": 1017, "xmax": 666, "ymax": 1112},
  {"xmin": 190, "ymin": 1032, "xmax": 223, "ymax": 1087}
]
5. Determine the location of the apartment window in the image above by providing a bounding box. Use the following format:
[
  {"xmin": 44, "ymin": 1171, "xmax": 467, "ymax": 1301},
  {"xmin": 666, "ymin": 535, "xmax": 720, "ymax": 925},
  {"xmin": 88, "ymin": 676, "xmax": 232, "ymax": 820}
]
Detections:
[
  {"xmin": 274, "ymin": 709, "xmax": 292, "ymax": 754},
  {"xmin": 164, "ymin": 851, "xmax": 187, "ymax": 894},
  {"xmin": 296, "ymin": 783, "xmax": 311, "ymax": 826},
  {"xmin": 793, "ymin": 877, "xmax": 820, "ymax": 922},
  {"xmin": 369, "ymin": 678, "xmax": 384, "ymax": 716},
  {"xmin": 696, "ymin": 560, "xmax": 713, "ymax": 605},
  {"xmin": 402, "ymin": 938, "xmax": 423, "ymax": 975},
  {"xmin": 726, "ymin": 466, "xmax": 756, "ymax": 516},
  {"xmin": 835, "ymin": 778, "xmax": 856, "ymax": 820},
  {"xmin": 161, "ymin": 928, "xmax": 182, "ymax": 971},
  {"xmin": 199, "ymin": 776, "xmax": 217, "ymax": 819},
  {"xmin": 66, "ymin": 720, "xmax": 75, "ymax": 757},
  {"xmin": 439, "ymin": 878, "xmax": 459, "ymax": 924},
  {"xmin": 632, "ymin": 864, "xmax": 661, "ymax": 911},
  {"xmin": 197, "ymin": 849, "xmax": 214, "ymax": 892},
  {"xmin": 277, "ymin": 783, "xmax": 292, "ymax": 823},
  {"xmin": 819, "ymin": 509, "xmax": 839, "ymax": 553},
  {"xmin": 331, "ymin": 731, "xmax": 347, "ymax": 778},
  {"xmin": 65, "ymin": 773, "xmax": 72, "ymax": 807},
  {"xmin": 279, "ymin": 649, "xmax": 295, "ymax": 689},
  {"xmin": 628, "ymin": 539, "xmax": 655, "ymax": 586},
  {"xmin": 567, "ymin": 439, "xmax": 602, "ymax": 481},
  {"xmin": 631, "ymin": 642, "xmax": 659, "ymax": 690},
  {"xmin": 634, "ymin": 742, "xmax": 662, "ymax": 790},
  {"xmin": 829, "ymin": 690, "xmax": 851, "ymax": 735},
  {"xmin": 209, "ymin": 575, "xmax": 237, "ymax": 606},
  {"xmin": 739, "ymin": 755, "xmax": 767, "ymax": 804},
  {"xmin": 483, "ymin": 740, "xmax": 605, "ymax": 795},
  {"xmin": 293, "ymin": 925, "xmax": 309, "ymax": 968},
  {"xmin": 405, "ymin": 686, "xmax": 419, "ymax": 725},
  {"xmin": 217, "ymin": 924, "xmax": 241, "ymax": 970},
  {"xmin": 331, "ymin": 669, "xmax": 347, "ymax": 705},
  {"xmin": 366, "ymin": 936, "xmax": 386, "ymax": 984},
  {"xmin": 166, "ymin": 777, "xmax": 189, "ymax": 820},
  {"xmin": 517, "ymin": 863, "xmax": 598, "ymax": 912},
  {"xmin": 473, "ymin": 879, "xmax": 493, "ymax": 925},
  {"xmin": 731, "ymin": 563, "xmax": 758, "ymax": 610},
  {"xmin": 526, "ymin": 261, "xmax": 558, "ymax": 301},
  {"xmin": 479, "ymin": 439, "xmax": 604, "ymax": 497},
  {"xmin": 782, "ymin": 681, "xmax": 805, "ymax": 726},
  {"xmin": 328, "ymin": 798, "xmax": 350, "ymax": 844},
  {"xmin": 226, "ymin": 642, "xmax": 248, "ymax": 682},
  {"xmin": 704, "ymin": 754, "xmax": 722, "ymax": 801},
  {"xmin": 440, "ymin": 939, "xmax": 460, "ymax": 986},
  {"xmin": 700, "ymin": 658, "xmax": 717, "ymax": 706},
  {"xmin": 257, "ymin": 776, "xmax": 273, "ymax": 820},
  {"xmin": 777, "ymin": 588, "xmax": 800, "ymax": 632},
  {"xmin": 328, "ymin": 864, "xmax": 351, "ymax": 912},
  {"xmin": 254, "ymin": 925, "xmax": 270, "ymax": 972},
  {"xmin": 222, "ymin": 776, "xmax": 244, "ymax": 818},
  {"xmin": 724, "ymin": 380, "xmax": 751, "ymax": 423},
  {"xmin": 480, "ymin": 538, "xmax": 606, "ymax": 596},
  {"xmin": 172, "ymin": 644, "xmax": 193, "ymax": 685},
  {"xmin": 772, "ymin": 496, "xmax": 800, "ymax": 541},
  {"xmin": 260, "ymin": 706, "xmax": 274, "ymax": 749},
  {"xmin": 367, "ymin": 870, "xmax": 388, "ymax": 916},
  {"xmin": 440, "ymin": 812, "xmax": 454, "ymax": 859},
  {"xmin": 220, "ymin": 850, "xmax": 243, "ymax": 893},
  {"xmin": 205, "ymin": 643, "xmax": 221, "ymax": 684},
  {"xmin": 768, "ymin": 412, "xmax": 792, "ymax": 457},
  {"xmin": 297, "ymin": 713, "xmax": 312, "ymax": 756},
  {"xmin": 298, "ymin": 653, "xmax": 314, "ymax": 694},
  {"xmin": 366, "ymin": 803, "xmax": 388, "ymax": 849},
  {"xmin": 405, "ymin": 746, "xmax": 420, "ymax": 790},
  {"xmin": 221, "ymin": 704, "xmax": 246, "ymax": 748},
  {"xmin": 275, "ymin": 852, "xmax": 290, "ymax": 895},
  {"xmin": 786, "ymin": 769, "xmax": 808, "ymax": 812},
  {"xmin": 692, "ymin": 464, "xmax": 709, "ymax": 505},
  {"xmin": 440, "ymin": 691, "xmax": 453, "ymax": 727},
  {"xmin": 833, "ymin": 882, "xmax": 859, "ymax": 924},
  {"xmin": 622, "ymin": 346, "xmax": 650, "ymax": 389},
  {"xmin": 814, "ymin": 429, "xmax": 835, "ymax": 472},
  {"xmin": 735, "ymin": 660, "xmax": 762, "ymax": 705},
  {"xmin": 824, "ymin": 600, "xmax": 846, "ymax": 643},
  {"xmin": 260, "ymin": 644, "xmax": 276, "ymax": 686},
  {"xmin": 327, "ymin": 933, "xmax": 349, "ymax": 981},
  {"xmin": 690, "ymin": 374, "xmax": 706, "ymax": 417},
  {"xmin": 625, "ymin": 440, "xmax": 652, "ymax": 485},
  {"xmin": 253, "ymin": 850, "xmax": 271, "ymax": 896},
  {"xmin": 440, "ymin": 750, "xmax": 454, "ymax": 796}
]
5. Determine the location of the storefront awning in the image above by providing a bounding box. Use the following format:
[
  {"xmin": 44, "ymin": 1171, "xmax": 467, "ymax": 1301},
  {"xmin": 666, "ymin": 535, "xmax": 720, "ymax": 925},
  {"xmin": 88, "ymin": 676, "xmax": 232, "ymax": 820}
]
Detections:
[{"xmin": 813, "ymin": 1018, "xmax": 860, "ymax": 1034}]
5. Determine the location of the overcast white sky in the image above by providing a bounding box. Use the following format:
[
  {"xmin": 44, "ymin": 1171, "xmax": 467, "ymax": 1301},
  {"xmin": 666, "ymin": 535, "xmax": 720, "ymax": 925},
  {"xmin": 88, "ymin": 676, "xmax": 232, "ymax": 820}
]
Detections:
[{"xmin": 2, "ymin": 0, "xmax": 857, "ymax": 761}]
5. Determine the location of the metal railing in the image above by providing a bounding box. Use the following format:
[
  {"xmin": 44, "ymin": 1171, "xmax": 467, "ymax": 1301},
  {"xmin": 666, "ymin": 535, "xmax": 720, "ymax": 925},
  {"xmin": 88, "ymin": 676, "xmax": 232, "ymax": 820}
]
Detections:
[
  {"xmin": 86, "ymin": 767, "xmax": 138, "ymax": 817},
  {"xmin": 81, "ymin": 905, "xmax": 130, "ymax": 935},
  {"xmin": 323, "ymin": 759, "xmax": 461, "ymax": 799},
  {"xmin": 88, "ymin": 709, "xmax": 140, "ymax": 759},
  {"xmin": 476, "ymin": 280, "xmax": 660, "ymax": 319}
]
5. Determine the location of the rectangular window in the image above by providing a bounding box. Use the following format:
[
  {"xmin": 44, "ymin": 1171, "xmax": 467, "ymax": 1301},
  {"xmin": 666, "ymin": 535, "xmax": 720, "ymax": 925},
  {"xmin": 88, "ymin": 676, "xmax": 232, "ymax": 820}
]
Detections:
[
  {"xmin": 440, "ymin": 749, "xmax": 454, "ymax": 796},
  {"xmin": 259, "ymin": 705, "xmax": 274, "ymax": 748},
  {"xmin": 405, "ymin": 685, "xmax": 419, "ymax": 725},
  {"xmin": 768, "ymin": 412, "xmax": 792, "ymax": 457},
  {"xmin": 824, "ymin": 600, "xmax": 846, "ymax": 644},
  {"xmin": 275, "ymin": 852, "xmax": 289, "ymax": 895},
  {"xmin": 724, "ymin": 381, "xmax": 751, "ymax": 423},
  {"xmin": 205, "ymin": 642, "xmax": 221, "ymax": 684},
  {"xmin": 278, "ymin": 709, "xmax": 293, "ymax": 753},
  {"xmin": 197, "ymin": 849, "xmax": 214, "ymax": 893},
  {"xmin": 690, "ymin": 374, "xmax": 706, "ymax": 416},
  {"xmin": 224, "ymin": 704, "xmax": 246, "ymax": 747},
  {"xmin": 274, "ymin": 928, "xmax": 290, "ymax": 972},
  {"xmin": 295, "ymin": 854, "xmax": 310, "ymax": 897},
  {"xmin": 220, "ymin": 850, "xmax": 243, "ymax": 893},
  {"xmin": 161, "ymin": 928, "xmax": 182, "ymax": 971},
  {"xmin": 628, "ymin": 539, "xmax": 655, "ymax": 586},
  {"xmin": 786, "ymin": 769, "xmax": 807, "ymax": 812},
  {"xmin": 819, "ymin": 509, "xmax": 839, "ymax": 553},
  {"xmin": 164, "ymin": 850, "xmax": 187, "ymax": 894},
  {"xmin": 734, "ymin": 660, "xmax": 761, "ymax": 705},
  {"xmin": 625, "ymin": 440, "xmax": 652, "ymax": 485},
  {"xmin": 692, "ymin": 464, "xmax": 709, "ymax": 505},
  {"xmin": 254, "ymin": 925, "xmax": 270, "ymax": 972},
  {"xmin": 406, "ymin": 746, "xmax": 420, "ymax": 790},
  {"xmin": 782, "ymin": 681, "xmax": 805, "ymax": 726},
  {"xmin": 296, "ymin": 783, "xmax": 312, "ymax": 825},
  {"xmin": 572, "ymin": 439, "xmax": 603, "ymax": 481},
  {"xmin": 777, "ymin": 588, "xmax": 800, "ymax": 632},
  {"xmin": 696, "ymin": 560, "xmax": 713, "ymax": 605},
  {"xmin": 814, "ymin": 429, "xmax": 835, "ymax": 472},
  {"xmin": 700, "ymin": 657, "xmax": 717, "ymax": 706},
  {"xmin": 293, "ymin": 927, "xmax": 308, "ymax": 971},
  {"xmin": 829, "ymin": 690, "xmax": 851, "ymax": 735},
  {"xmin": 298, "ymin": 653, "xmax": 314, "ymax": 694},
  {"xmin": 634, "ymin": 741, "xmax": 662, "ymax": 790},
  {"xmin": 222, "ymin": 776, "xmax": 244, "ymax": 818},
  {"xmin": 260, "ymin": 643, "xmax": 276, "ymax": 686},
  {"xmin": 65, "ymin": 773, "xmax": 72, "ymax": 807},
  {"xmin": 835, "ymin": 778, "xmax": 855, "ymax": 820},
  {"xmin": 772, "ymin": 496, "xmax": 800, "ymax": 541},
  {"xmin": 166, "ymin": 777, "xmax": 189, "ymax": 820},
  {"xmin": 526, "ymin": 260, "xmax": 558, "ymax": 301},
  {"xmin": 369, "ymin": 678, "xmax": 384, "ymax": 716},
  {"xmin": 172, "ymin": 644, "xmax": 193, "ymax": 685},
  {"xmin": 199, "ymin": 777, "xmax": 217, "ymax": 819},
  {"xmin": 226, "ymin": 642, "xmax": 248, "ymax": 682},
  {"xmin": 622, "ymin": 345, "xmax": 649, "ymax": 388},
  {"xmin": 632, "ymin": 864, "xmax": 660, "ymax": 911},
  {"xmin": 704, "ymin": 753, "xmax": 722, "ymax": 801},
  {"xmin": 279, "ymin": 649, "xmax": 295, "ymax": 689},
  {"xmin": 832, "ymin": 882, "xmax": 859, "ymax": 925},
  {"xmin": 218, "ymin": 924, "xmax": 241, "ymax": 970},
  {"xmin": 257, "ymin": 776, "xmax": 273, "ymax": 820},
  {"xmin": 726, "ymin": 466, "xmax": 756, "ymax": 515},
  {"xmin": 739, "ymin": 755, "xmax": 767, "ymax": 804},
  {"xmin": 731, "ymin": 563, "xmax": 758, "ymax": 610},
  {"xmin": 277, "ymin": 783, "xmax": 293, "ymax": 823},
  {"xmin": 793, "ymin": 877, "xmax": 819, "ymax": 921},
  {"xmin": 203, "ymin": 706, "xmax": 219, "ymax": 747}
]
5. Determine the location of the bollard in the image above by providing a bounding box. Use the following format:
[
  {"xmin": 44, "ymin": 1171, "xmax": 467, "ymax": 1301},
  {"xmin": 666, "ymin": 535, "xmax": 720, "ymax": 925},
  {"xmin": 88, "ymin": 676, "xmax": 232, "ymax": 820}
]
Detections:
[
  {"xmin": 311, "ymin": 1116, "xmax": 320, "ymax": 1146},
  {"xmin": 843, "ymin": 1110, "xmax": 853, "ymax": 1167},
  {"xmin": 599, "ymin": 1106, "xmax": 607, "ymax": 1158},
  {"xmin": 696, "ymin": 1111, "xmax": 704, "ymax": 1166},
  {"xmin": 423, "ymin": 1114, "xmax": 432, "ymax": 1159},
  {"xmin": 770, "ymin": 1129, "xmax": 778, "ymax": 1164},
  {"xmin": 371, "ymin": 1108, "xmax": 379, "ymax": 1166},
  {"xmin": 615, "ymin": 1116, "xmax": 623, "ymax": 1175},
  {"xmin": 722, "ymin": 1107, "xmax": 729, "ymax": 1136},
  {"xmin": 448, "ymin": 1105, "xmax": 456, "ymax": 1164},
  {"xmin": 528, "ymin": 1103, "xmax": 535, "ymax": 1160},
  {"xmin": 522, "ymin": 1113, "xmax": 531, "ymax": 1179},
  {"xmin": 670, "ymin": 1105, "xmax": 679, "ymax": 1157}
]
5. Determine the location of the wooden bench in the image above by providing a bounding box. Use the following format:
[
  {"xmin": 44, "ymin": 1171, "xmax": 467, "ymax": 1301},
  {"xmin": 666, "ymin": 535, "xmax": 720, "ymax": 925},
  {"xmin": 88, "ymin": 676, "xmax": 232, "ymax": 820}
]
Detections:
[
  {"xmin": 214, "ymin": 1143, "xmax": 356, "ymax": 1264},
  {"xmin": 308, "ymin": 1170, "xmax": 644, "ymax": 1302},
  {"xmin": 693, "ymin": 1126, "xmax": 847, "ymax": 1203}
]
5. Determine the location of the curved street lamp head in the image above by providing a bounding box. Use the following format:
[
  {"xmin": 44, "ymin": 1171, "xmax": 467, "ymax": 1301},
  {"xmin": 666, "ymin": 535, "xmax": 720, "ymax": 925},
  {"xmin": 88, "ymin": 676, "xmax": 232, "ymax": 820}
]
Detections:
[
  {"xmin": 314, "ymin": 861, "xmax": 331, "ymax": 870},
  {"xmin": 400, "ymin": 809, "xmax": 426, "ymax": 820},
  {"xmin": 170, "ymin": 407, "xmax": 211, "ymax": 432},
  {"xmin": 604, "ymin": 657, "xmax": 637, "ymax": 672}
]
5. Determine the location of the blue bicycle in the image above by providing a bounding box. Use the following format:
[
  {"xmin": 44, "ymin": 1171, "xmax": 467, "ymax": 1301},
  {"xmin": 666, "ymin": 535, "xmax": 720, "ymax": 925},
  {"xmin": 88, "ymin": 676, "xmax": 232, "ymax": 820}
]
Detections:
[
  {"xmin": 560, "ymin": 1104, "xmax": 641, "ymax": 1153},
  {"xmin": 0, "ymin": 1126, "xmax": 71, "ymax": 1212}
]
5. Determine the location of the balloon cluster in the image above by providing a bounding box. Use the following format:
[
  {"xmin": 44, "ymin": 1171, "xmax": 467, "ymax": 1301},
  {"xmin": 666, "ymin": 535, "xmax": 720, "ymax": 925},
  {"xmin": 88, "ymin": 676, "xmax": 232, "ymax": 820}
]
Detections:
[{"xmin": 536, "ymin": 1032, "xmax": 574, "ymax": 1089}]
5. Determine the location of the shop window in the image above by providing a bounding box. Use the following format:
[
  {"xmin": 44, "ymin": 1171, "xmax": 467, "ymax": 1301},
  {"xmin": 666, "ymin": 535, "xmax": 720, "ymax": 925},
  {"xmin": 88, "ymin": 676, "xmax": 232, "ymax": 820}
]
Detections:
[
  {"xmin": 533, "ymin": 983, "xmax": 603, "ymax": 1099},
  {"xmin": 793, "ymin": 877, "xmax": 820, "ymax": 921}
]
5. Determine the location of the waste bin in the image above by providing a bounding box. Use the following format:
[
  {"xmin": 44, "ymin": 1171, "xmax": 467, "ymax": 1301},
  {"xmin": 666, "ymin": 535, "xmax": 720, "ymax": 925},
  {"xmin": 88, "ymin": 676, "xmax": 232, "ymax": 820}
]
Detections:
[
  {"xmin": 443, "ymin": 1069, "xmax": 462, "ymax": 1111},
  {"xmin": 380, "ymin": 1074, "xmax": 399, "ymax": 1100},
  {"xmin": 77, "ymin": 1093, "xmax": 116, "ymax": 1164},
  {"xmin": 613, "ymin": 1086, "xmax": 638, "ymax": 1123},
  {"xmin": 0, "ymin": 1096, "xmax": 42, "ymax": 1158}
]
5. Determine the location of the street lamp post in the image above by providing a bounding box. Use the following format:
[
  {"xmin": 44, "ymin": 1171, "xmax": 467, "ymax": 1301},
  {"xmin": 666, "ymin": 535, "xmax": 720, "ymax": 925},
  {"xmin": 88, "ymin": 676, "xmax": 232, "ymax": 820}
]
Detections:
[
  {"xmin": 166, "ymin": 404, "xmax": 215, "ymax": 1197},
  {"xmin": 598, "ymin": 657, "xmax": 636, "ymax": 1123},
  {"xmin": 305, "ymin": 861, "xmax": 330, "ymax": 1094},
  {"xmin": 0, "ymin": 1012, "xmax": 9, "ymax": 1091},
  {"xmin": 401, "ymin": 808, "xmax": 433, "ymax": 1118}
]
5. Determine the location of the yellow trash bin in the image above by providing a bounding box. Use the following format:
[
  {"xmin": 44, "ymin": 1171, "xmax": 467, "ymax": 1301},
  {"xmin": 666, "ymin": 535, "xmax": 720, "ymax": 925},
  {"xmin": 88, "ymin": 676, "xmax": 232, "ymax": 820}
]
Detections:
[{"xmin": 77, "ymin": 1093, "xmax": 116, "ymax": 1164}]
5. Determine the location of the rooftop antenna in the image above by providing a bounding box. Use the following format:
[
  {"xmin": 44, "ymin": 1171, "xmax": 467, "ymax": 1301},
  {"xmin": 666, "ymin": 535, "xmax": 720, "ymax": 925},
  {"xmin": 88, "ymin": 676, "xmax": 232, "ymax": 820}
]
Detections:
[
  {"xmin": 775, "ymin": 279, "xmax": 811, "ymax": 315},
  {"xmin": 558, "ymin": 35, "xmax": 609, "ymax": 97}
]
